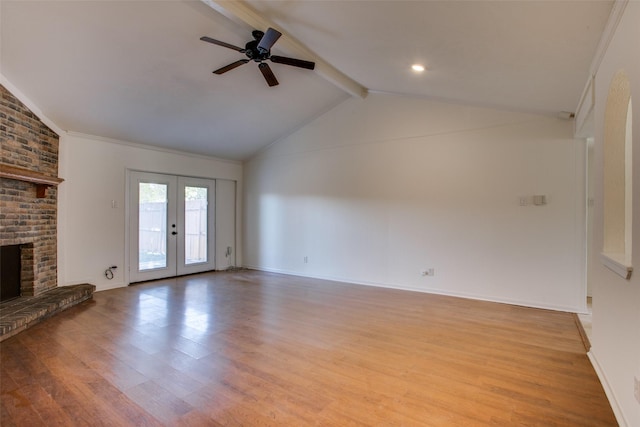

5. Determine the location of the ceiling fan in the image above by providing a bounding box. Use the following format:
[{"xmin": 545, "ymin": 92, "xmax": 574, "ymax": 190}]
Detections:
[{"xmin": 200, "ymin": 28, "xmax": 316, "ymax": 87}]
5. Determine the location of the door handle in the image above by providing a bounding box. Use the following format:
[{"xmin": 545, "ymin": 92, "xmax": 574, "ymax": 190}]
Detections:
[{"xmin": 171, "ymin": 231, "xmax": 177, "ymax": 235}]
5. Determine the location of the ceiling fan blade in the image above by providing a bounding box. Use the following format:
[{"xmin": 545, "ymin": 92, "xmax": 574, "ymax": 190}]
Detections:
[
  {"xmin": 270, "ymin": 55, "xmax": 316, "ymax": 70},
  {"xmin": 257, "ymin": 28, "xmax": 282, "ymax": 53},
  {"xmin": 213, "ymin": 59, "xmax": 249, "ymax": 75},
  {"xmin": 258, "ymin": 63, "xmax": 279, "ymax": 87},
  {"xmin": 200, "ymin": 36, "xmax": 244, "ymax": 52}
]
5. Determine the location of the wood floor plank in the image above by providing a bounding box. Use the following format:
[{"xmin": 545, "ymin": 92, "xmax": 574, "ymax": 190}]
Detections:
[
  {"xmin": 173, "ymin": 409, "xmax": 225, "ymax": 427},
  {"xmin": 0, "ymin": 369, "xmax": 45, "ymax": 427},
  {"xmin": 1, "ymin": 270, "xmax": 617, "ymax": 426}
]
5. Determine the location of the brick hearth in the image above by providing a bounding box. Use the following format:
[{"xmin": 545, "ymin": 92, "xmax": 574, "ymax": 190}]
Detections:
[{"xmin": 0, "ymin": 284, "xmax": 95, "ymax": 342}]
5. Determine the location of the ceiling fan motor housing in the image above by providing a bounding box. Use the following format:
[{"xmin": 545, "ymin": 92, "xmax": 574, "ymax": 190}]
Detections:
[{"xmin": 244, "ymin": 40, "xmax": 269, "ymax": 62}]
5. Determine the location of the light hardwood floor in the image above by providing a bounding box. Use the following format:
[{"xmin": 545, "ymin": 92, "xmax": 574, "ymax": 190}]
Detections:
[{"xmin": 1, "ymin": 271, "xmax": 616, "ymax": 426}]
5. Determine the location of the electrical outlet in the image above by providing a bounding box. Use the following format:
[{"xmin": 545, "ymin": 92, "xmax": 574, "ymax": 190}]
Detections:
[
  {"xmin": 304, "ymin": 256, "xmax": 308, "ymax": 264},
  {"xmin": 634, "ymin": 376, "xmax": 640, "ymax": 404},
  {"xmin": 421, "ymin": 268, "xmax": 435, "ymax": 276}
]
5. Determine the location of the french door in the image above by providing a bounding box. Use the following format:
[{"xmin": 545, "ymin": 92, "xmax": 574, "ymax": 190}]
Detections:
[{"xmin": 129, "ymin": 172, "xmax": 216, "ymax": 282}]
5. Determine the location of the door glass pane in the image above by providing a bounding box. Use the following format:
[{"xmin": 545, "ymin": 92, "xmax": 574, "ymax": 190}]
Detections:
[
  {"xmin": 139, "ymin": 183, "xmax": 168, "ymax": 270},
  {"xmin": 184, "ymin": 186, "xmax": 207, "ymax": 265}
]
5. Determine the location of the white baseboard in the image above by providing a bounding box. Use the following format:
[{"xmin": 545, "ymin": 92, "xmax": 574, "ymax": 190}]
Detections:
[
  {"xmin": 243, "ymin": 265, "xmax": 582, "ymax": 313},
  {"xmin": 588, "ymin": 350, "xmax": 628, "ymax": 427},
  {"xmin": 94, "ymin": 282, "xmax": 128, "ymax": 292}
]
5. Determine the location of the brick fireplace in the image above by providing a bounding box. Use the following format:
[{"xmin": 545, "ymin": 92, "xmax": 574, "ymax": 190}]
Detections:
[
  {"xmin": 1, "ymin": 84, "xmax": 94, "ymax": 341},
  {"xmin": 1, "ymin": 84, "xmax": 61, "ymax": 298}
]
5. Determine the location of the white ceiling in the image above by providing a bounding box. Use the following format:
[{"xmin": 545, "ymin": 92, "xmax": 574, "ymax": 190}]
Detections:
[{"xmin": 1, "ymin": 1, "xmax": 613, "ymax": 161}]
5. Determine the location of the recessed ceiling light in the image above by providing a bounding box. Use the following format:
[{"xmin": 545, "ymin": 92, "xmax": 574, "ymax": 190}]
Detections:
[{"xmin": 411, "ymin": 64, "xmax": 425, "ymax": 72}]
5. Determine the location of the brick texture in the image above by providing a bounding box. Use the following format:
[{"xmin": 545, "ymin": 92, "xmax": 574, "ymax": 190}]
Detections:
[{"xmin": 1, "ymin": 84, "xmax": 60, "ymax": 296}]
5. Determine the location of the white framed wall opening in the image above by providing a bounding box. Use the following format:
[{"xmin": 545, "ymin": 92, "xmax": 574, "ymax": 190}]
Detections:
[{"xmin": 601, "ymin": 69, "xmax": 633, "ymax": 279}]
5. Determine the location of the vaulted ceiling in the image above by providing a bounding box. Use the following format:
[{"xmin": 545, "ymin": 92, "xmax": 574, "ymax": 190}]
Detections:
[{"xmin": 1, "ymin": 1, "xmax": 613, "ymax": 161}]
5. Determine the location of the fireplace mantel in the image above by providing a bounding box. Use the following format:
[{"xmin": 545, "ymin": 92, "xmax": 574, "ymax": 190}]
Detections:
[{"xmin": 0, "ymin": 164, "xmax": 64, "ymax": 198}]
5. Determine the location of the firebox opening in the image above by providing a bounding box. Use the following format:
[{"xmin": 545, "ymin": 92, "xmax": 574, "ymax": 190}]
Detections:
[{"xmin": 1, "ymin": 245, "xmax": 22, "ymax": 302}]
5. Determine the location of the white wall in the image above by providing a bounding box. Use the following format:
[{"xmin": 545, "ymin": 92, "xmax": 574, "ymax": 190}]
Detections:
[
  {"xmin": 58, "ymin": 133, "xmax": 242, "ymax": 291},
  {"xmin": 588, "ymin": 2, "xmax": 640, "ymax": 425},
  {"xmin": 244, "ymin": 93, "xmax": 587, "ymax": 312}
]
